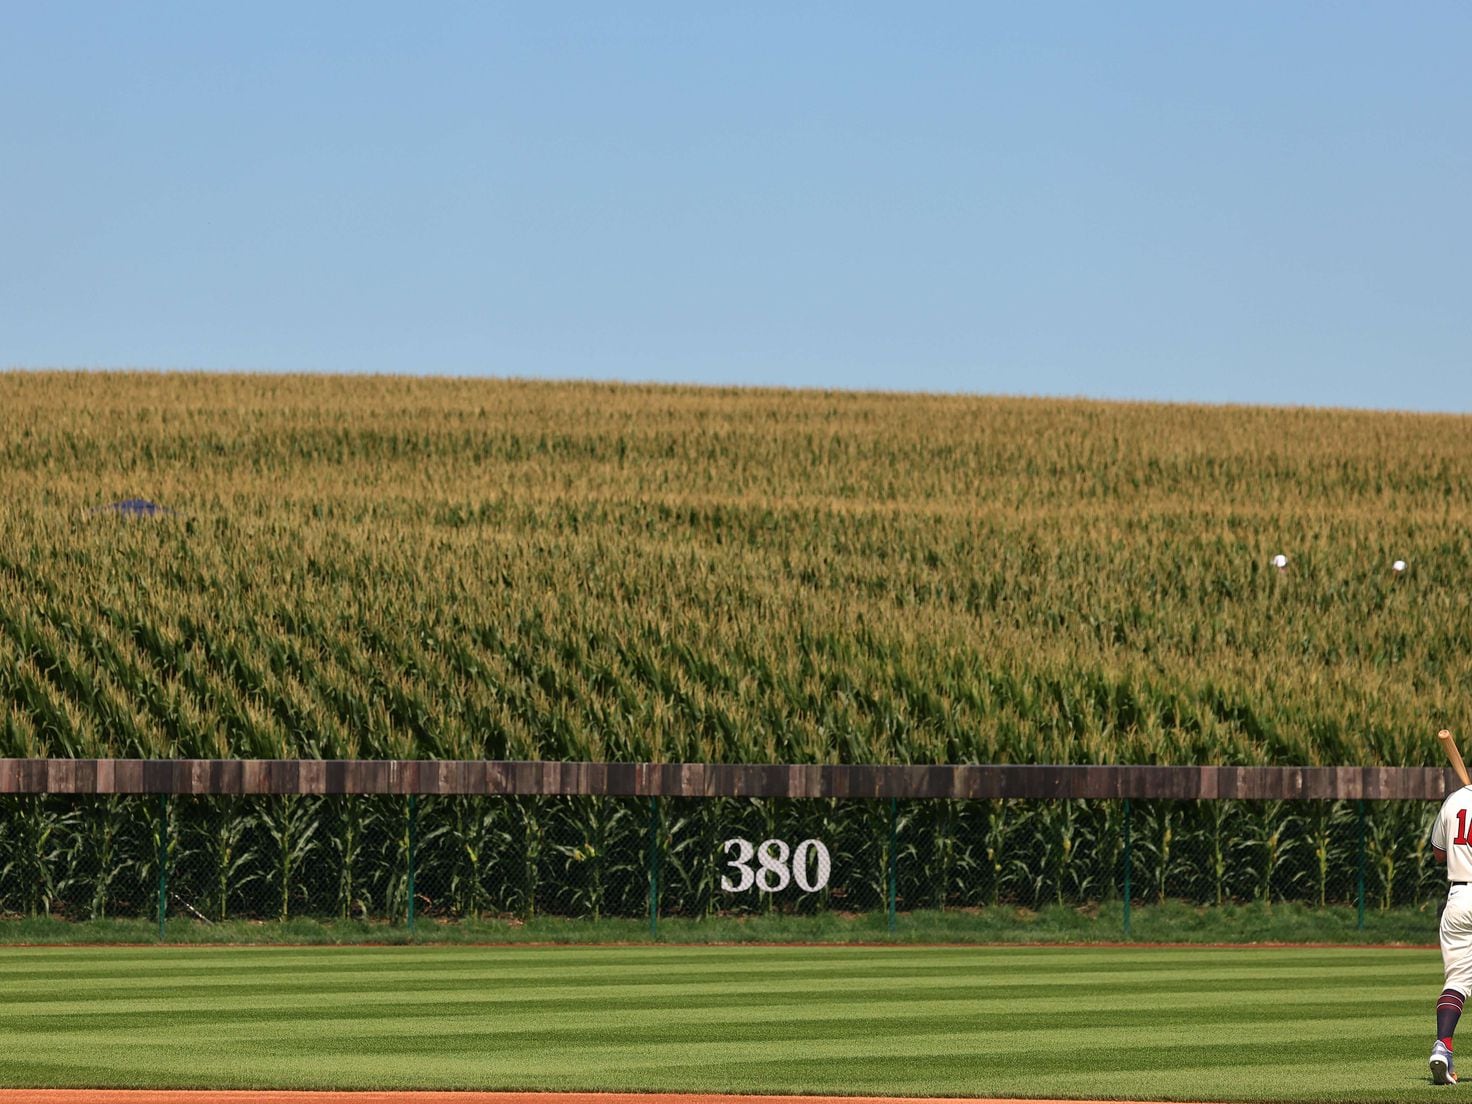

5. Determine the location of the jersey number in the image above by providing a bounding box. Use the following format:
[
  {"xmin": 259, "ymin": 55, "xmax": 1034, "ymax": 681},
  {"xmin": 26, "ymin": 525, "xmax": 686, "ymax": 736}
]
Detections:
[{"xmin": 1457, "ymin": 810, "xmax": 1471, "ymax": 846}]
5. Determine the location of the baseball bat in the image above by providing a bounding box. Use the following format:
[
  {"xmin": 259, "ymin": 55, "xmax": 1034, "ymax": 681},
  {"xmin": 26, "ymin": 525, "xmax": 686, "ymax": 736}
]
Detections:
[{"xmin": 1439, "ymin": 729, "xmax": 1471, "ymax": 789}]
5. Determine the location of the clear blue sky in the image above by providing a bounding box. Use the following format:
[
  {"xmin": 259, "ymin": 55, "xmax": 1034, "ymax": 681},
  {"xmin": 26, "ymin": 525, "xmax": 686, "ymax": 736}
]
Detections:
[{"xmin": 2, "ymin": 4, "xmax": 1468, "ymax": 411}]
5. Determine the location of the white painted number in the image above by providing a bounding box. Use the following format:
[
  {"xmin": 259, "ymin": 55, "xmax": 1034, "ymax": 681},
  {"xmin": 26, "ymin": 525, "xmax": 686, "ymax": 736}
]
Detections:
[
  {"xmin": 756, "ymin": 839, "xmax": 791, "ymax": 892},
  {"xmin": 721, "ymin": 838, "xmax": 756, "ymax": 892},
  {"xmin": 792, "ymin": 838, "xmax": 831, "ymax": 893},
  {"xmin": 720, "ymin": 838, "xmax": 830, "ymax": 893}
]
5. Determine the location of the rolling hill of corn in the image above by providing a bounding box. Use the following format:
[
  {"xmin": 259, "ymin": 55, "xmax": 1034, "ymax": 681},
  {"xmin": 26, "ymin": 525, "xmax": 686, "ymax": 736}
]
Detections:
[{"xmin": 3, "ymin": 370, "xmax": 1470, "ymax": 768}]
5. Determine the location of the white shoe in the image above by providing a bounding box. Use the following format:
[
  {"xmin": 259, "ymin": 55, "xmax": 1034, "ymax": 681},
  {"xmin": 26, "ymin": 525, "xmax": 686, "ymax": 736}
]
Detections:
[{"xmin": 1432, "ymin": 1040, "xmax": 1459, "ymax": 1085}]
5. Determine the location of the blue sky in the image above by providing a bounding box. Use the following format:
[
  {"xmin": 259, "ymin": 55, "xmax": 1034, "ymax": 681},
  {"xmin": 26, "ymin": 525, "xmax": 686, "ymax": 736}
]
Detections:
[{"xmin": 2, "ymin": 4, "xmax": 1468, "ymax": 411}]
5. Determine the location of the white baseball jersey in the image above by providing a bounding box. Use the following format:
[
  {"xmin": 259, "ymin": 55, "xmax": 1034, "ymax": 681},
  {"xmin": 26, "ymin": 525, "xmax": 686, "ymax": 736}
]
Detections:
[
  {"xmin": 1431, "ymin": 786, "xmax": 1472, "ymax": 882},
  {"xmin": 1435, "ymin": 788, "xmax": 1472, "ymax": 997}
]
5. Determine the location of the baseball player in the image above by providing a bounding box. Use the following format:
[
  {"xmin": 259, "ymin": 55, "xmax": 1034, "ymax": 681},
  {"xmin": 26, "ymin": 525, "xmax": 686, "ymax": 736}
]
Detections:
[{"xmin": 1429, "ymin": 785, "xmax": 1472, "ymax": 1084}]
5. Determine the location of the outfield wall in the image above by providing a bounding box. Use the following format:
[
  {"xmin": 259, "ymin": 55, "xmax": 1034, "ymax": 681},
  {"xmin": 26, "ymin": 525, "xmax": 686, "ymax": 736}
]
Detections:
[{"xmin": 0, "ymin": 760, "xmax": 1454, "ymax": 932}]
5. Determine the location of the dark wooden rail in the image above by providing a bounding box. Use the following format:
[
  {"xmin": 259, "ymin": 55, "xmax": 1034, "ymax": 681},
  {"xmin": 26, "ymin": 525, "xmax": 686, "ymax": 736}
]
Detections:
[{"xmin": 0, "ymin": 760, "xmax": 1454, "ymax": 800}]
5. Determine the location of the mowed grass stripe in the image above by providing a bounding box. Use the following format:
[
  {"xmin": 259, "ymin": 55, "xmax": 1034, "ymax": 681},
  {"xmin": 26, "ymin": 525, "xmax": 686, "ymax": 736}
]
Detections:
[
  {"xmin": 0, "ymin": 974, "xmax": 1422, "ymax": 1024},
  {"xmin": 71, "ymin": 1010, "xmax": 1412, "ymax": 1057},
  {"xmin": 0, "ymin": 981, "xmax": 1424, "ymax": 1033},
  {"xmin": 0, "ymin": 944, "xmax": 1423, "ymax": 989},
  {"xmin": 0, "ymin": 964, "xmax": 1415, "ymax": 999},
  {"xmin": 0, "ymin": 964, "xmax": 1425, "ymax": 1020},
  {"xmin": 0, "ymin": 980, "xmax": 1426, "ymax": 1027},
  {"xmin": 0, "ymin": 1023, "xmax": 1416, "ymax": 1077},
  {"xmin": 0, "ymin": 945, "xmax": 1442, "ymax": 1102}
]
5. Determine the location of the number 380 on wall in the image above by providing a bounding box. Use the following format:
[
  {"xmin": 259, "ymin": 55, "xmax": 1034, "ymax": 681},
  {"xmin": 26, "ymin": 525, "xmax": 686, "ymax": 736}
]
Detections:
[{"xmin": 721, "ymin": 838, "xmax": 832, "ymax": 893}]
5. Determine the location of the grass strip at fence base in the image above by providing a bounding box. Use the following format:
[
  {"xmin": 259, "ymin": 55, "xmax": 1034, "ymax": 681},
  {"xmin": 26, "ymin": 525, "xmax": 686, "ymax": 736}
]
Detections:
[{"xmin": 0, "ymin": 901, "xmax": 1438, "ymax": 945}]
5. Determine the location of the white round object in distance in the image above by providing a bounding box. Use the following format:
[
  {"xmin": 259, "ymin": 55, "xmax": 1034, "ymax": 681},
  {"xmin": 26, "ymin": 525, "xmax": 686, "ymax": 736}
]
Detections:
[
  {"xmin": 1271, "ymin": 554, "xmax": 1288, "ymax": 569},
  {"xmin": 1393, "ymin": 560, "xmax": 1407, "ymax": 573}
]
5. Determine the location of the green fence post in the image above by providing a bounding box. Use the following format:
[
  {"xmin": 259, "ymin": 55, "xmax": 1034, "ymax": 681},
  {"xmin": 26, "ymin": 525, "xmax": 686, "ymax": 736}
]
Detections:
[
  {"xmin": 1356, "ymin": 799, "xmax": 1366, "ymax": 931},
  {"xmin": 407, "ymin": 794, "xmax": 418, "ymax": 937},
  {"xmin": 156, "ymin": 794, "xmax": 169, "ymax": 942},
  {"xmin": 887, "ymin": 797, "xmax": 898, "ymax": 934},
  {"xmin": 1122, "ymin": 797, "xmax": 1132, "ymax": 939},
  {"xmin": 648, "ymin": 796, "xmax": 660, "ymax": 940}
]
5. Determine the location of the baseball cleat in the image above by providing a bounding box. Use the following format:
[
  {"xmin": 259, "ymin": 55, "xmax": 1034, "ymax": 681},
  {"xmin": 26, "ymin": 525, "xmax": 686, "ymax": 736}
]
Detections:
[{"xmin": 1431, "ymin": 1040, "xmax": 1458, "ymax": 1085}]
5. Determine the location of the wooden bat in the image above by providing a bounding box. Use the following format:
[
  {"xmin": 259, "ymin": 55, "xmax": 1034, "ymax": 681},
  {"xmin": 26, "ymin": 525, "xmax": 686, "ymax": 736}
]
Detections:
[{"xmin": 1440, "ymin": 729, "xmax": 1471, "ymax": 788}]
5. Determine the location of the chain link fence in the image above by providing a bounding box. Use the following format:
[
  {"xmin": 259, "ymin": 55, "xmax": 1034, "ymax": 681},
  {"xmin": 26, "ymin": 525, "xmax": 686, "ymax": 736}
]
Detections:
[{"xmin": 0, "ymin": 795, "xmax": 1443, "ymax": 932}]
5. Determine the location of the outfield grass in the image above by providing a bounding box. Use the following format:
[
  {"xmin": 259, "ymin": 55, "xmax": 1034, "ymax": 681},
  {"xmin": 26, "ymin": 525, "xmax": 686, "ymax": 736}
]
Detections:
[{"xmin": 0, "ymin": 943, "xmax": 1450, "ymax": 1102}]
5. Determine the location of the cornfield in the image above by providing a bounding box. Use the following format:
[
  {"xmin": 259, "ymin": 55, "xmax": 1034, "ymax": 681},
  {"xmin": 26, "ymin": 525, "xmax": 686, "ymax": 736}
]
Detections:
[
  {"xmin": 0, "ymin": 370, "xmax": 1467, "ymax": 921},
  {"xmin": 4, "ymin": 371, "xmax": 1469, "ymax": 768}
]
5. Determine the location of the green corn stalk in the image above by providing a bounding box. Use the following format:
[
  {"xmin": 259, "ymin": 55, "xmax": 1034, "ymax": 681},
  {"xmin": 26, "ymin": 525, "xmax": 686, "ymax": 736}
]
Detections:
[
  {"xmin": 202, "ymin": 798, "xmax": 263, "ymax": 922},
  {"xmin": 1136, "ymin": 802, "xmax": 1184, "ymax": 905},
  {"xmin": 1366, "ymin": 802, "xmax": 1403, "ymax": 911},
  {"xmin": 982, "ymin": 801, "xmax": 1014, "ymax": 906},
  {"xmin": 81, "ymin": 796, "xmax": 128, "ymax": 919},
  {"xmin": 517, "ymin": 797, "xmax": 543, "ymax": 921},
  {"xmin": 258, "ymin": 796, "xmax": 321, "ymax": 922},
  {"xmin": 1240, "ymin": 801, "xmax": 1304, "ymax": 905},
  {"xmin": 930, "ymin": 800, "xmax": 954, "ymax": 910},
  {"xmin": 0, "ymin": 797, "xmax": 71, "ymax": 917},
  {"xmin": 654, "ymin": 798, "xmax": 704, "ymax": 918},
  {"xmin": 1299, "ymin": 801, "xmax": 1353, "ymax": 907},
  {"xmin": 329, "ymin": 795, "xmax": 368, "ymax": 920},
  {"xmin": 1189, "ymin": 800, "xmax": 1237, "ymax": 906}
]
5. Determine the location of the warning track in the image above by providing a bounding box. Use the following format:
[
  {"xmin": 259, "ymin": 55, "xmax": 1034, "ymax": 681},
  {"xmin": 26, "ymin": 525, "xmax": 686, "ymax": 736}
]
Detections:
[{"xmin": 0, "ymin": 1094, "xmax": 1181, "ymax": 1104}]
